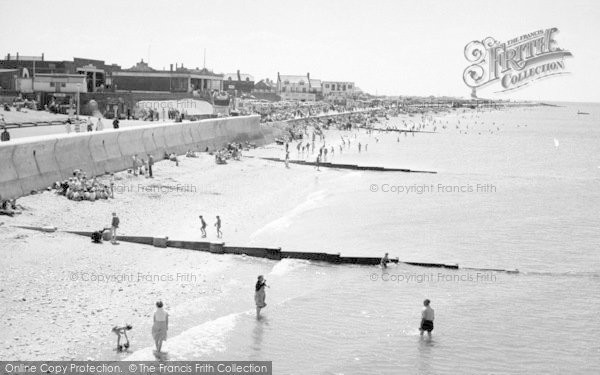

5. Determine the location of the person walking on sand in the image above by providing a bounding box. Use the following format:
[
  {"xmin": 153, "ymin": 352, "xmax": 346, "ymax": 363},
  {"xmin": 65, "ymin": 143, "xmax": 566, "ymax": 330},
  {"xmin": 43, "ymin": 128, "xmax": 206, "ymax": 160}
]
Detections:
[
  {"xmin": 199, "ymin": 215, "xmax": 207, "ymax": 238},
  {"xmin": 255, "ymin": 275, "xmax": 268, "ymax": 319},
  {"xmin": 315, "ymin": 154, "xmax": 321, "ymax": 171},
  {"xmin": 285, "ymin": 150, "xmax": 290, "ymax": 169},
  {"xmin": 110, "ymin": 212, "xmax": 120, "ymax": 244},
  {"xmin": 109, "ymin": 173, "xmax": 115, "ymax": 198},
  {"xmin": 132, "ymin": 155, "xmax": 139, "ymax": 176},
  {"xmin": 215, "ymin": 215, "xmax": 222, "ymax": 238},
  {"xmin": 152, "ymin": 301, "xmax": 168, "ymax": 355},
  {"xmin": 419, "ymin": 299, "xmax": 435, "ymax": 338},
  {"xmin": 148, "ymin": 155, "xmax": 154, "ymax": 178},
  {"xmin": 0, "ymin": 126, "xmax": 10, "ymax": 142}
]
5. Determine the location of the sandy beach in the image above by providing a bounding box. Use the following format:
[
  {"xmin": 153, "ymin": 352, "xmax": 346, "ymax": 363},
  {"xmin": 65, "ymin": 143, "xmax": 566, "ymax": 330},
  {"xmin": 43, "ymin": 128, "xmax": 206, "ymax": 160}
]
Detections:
[{"xmin": 0, "ymin": 142, "xmax": 338, "ymax": 360}]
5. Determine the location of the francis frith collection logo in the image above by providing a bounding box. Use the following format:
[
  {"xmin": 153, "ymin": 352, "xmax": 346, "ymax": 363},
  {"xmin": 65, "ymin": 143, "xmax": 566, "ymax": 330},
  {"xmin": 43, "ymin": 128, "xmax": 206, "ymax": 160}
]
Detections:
[{"xmin": 463, "ymin": 27, "xmax": 573, "ymax": 96}]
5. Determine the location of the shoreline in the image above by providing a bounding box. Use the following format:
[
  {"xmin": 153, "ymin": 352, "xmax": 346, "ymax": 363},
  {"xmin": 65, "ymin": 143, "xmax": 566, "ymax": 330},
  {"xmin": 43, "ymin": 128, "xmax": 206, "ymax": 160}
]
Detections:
[{"xmin": 0, "ymin": 103, "xmax": 581, "ymax": 362}]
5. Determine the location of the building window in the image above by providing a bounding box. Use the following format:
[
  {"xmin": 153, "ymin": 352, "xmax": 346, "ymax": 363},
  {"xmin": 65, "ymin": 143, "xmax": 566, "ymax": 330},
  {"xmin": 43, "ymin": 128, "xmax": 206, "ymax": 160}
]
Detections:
[
  {"xmin": 325, "ymin": 84, "xmax": 329, "ymax": 88},
  {"xmin": 348, "ymin": 85, "xmax": 353, "ymax": 89},
  {"xmin": 299, "ymin": 81, "xmax": 304, "ymax": 85},
  {"xmin": 61, "ymin": 83, "xmax": 66, "ymax": 87},
  {"xmin": 343, "ymin": 85, "xmax": 346, "ymax": 91},
  {"xmin": 50, "ymin": 82, "xmax": 55, "ymax": 87},
  {"xmin": 228, "ymin": 77, "xmax": 232, "ymax": 80},
  {"xmin": 302, "ymin": 88, "xmax": 306, "ymax": 93},
  {"xmin": 246, "ymin": 77, "xmax": 250, "ymax": 81}
]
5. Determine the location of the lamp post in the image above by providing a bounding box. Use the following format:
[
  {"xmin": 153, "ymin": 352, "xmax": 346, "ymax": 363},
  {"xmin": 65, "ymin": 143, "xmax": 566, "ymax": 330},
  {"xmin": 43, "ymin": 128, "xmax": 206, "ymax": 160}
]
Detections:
[{"xmin": 76, "ymin": 83, "xmax": 81, "ymax": 120}]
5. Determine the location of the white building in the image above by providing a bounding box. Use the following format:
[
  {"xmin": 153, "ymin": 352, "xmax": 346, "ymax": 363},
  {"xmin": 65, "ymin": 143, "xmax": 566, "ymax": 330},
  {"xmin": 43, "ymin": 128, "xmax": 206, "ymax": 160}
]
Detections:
[
  {"xmin": 17, "ymin": 73, "xmax": 87, "ymax": 94},
  {"xmin": 322, "ymin": 81, "xmax": 355, "ymax": 96},
  {"xmin": 276, "ymin": 73, "xmax": 316, "ymax": 101}
]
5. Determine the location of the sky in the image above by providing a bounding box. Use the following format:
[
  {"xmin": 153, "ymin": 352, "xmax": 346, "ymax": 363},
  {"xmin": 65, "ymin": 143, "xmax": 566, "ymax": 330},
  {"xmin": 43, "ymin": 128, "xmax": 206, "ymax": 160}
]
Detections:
[{"xmin": 1, "ymin": 0, "xmax": 599, "ymax": 102}]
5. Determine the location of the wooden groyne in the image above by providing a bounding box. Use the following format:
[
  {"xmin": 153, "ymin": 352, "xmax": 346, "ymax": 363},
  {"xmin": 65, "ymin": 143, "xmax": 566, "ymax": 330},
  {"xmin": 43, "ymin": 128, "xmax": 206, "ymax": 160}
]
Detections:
[
  {"xmin": 14, "ymin": 226, "xmax": 518, "ymax": 273},
  {"xmin": 60, "ymin": 229, "xmax": 481, "ymax": 271},
  {"xmin": 63, "ymin": 230, "xmax": 460, "ymax": 269},
  {"xmin": 359, "ymin": 127, "xmax": 437, "ymax": 134},
  {"xmin": 256, "ymin": 157, "xmax": 437, "ymax": 174}
]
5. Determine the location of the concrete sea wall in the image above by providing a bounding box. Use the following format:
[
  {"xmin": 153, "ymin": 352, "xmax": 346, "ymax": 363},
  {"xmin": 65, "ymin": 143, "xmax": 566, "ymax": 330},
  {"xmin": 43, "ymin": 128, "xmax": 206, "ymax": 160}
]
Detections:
[{"xmin": 0, "ymin": 115, "xmax": 284, "ymax": 200}]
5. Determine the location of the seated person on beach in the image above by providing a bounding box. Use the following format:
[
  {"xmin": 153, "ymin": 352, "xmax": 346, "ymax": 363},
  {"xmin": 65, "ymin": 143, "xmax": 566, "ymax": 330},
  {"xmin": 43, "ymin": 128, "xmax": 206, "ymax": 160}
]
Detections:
[
  {"xmin": 185, "ymin": 150, "xmax": 198, "ymax": 158},
  {"xmin": 91, "ymin": 229, "xmax": 104, "ymax": 243},
  {"xmin": 111, "ymin": 324, "xmax": 132, "ymax": 352}
]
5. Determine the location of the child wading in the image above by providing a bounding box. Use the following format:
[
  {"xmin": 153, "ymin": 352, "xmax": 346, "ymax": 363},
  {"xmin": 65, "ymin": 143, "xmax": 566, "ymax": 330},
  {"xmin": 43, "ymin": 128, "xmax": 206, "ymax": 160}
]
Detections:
[
  {"xmin": 255, "ymin": 275, "xmax": 268, "ymax": 319},
  {"xmin": 111, "ymin": 324, "xmax": 132, "ymax": 352}
]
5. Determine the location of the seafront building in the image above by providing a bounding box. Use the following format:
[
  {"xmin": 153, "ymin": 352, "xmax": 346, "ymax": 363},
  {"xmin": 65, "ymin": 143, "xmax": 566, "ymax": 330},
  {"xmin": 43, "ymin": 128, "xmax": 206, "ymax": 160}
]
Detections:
[
  {"xmin": 0, "ymin": 52, "xmax": 366, "ymax": 114},
  {"xmin": 276, "ymin": 72, "xmax": 318, "ymax": 101},
  {"xmin": 322, "ymin": 80, "xmax": 355, "ymax": 96},
  {"xmin": 112, "ymin": 60, "xmax": 223, "ymax": 94},
  {"xmin": 223, "ymin": 71, "xmax": 255, "ymax": 95},
  {"xmin": 0, "ymin": 53, "xmax": 224, "ymax": 117}
]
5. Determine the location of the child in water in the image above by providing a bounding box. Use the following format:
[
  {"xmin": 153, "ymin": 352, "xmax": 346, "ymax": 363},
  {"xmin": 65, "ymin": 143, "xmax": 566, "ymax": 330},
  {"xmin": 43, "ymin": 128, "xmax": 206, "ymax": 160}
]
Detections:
[
  {"xmin": 255, "ymin": 275, "xmax": 269, "ymax": 319},
  {"xmin": 111, "ymin": 324, "xmax": 132, "ymax": 352}
]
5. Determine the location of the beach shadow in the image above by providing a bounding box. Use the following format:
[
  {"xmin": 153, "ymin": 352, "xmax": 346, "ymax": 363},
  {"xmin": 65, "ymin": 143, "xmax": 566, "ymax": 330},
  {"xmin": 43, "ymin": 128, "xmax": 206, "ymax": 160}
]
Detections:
[
  {"xmin": 419, "ymin": 335, "xmax": 436, "ymax": 347},
  {"xmin": 153, "ymin": 351, "xmax": 169, "ymax": 361},
  {"xmin": 251, "ymin": 316, "xmax": 269, "ymax": 355}
]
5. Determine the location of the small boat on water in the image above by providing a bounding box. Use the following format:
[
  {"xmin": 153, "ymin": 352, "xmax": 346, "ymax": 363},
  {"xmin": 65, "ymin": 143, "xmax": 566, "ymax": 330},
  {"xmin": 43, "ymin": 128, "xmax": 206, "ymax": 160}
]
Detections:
[{"xmin": 577, "ymin": 110, "xmax": 590, "ymax": 115}]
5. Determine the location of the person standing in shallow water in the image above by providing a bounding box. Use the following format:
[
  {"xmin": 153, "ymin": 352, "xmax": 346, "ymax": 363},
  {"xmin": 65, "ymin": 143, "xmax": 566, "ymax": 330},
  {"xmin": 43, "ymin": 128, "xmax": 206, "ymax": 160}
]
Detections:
[
  {"xmin": 152, "ymin": 301, "xmax": 168, "ymax": 354},
  {"xmin": 420, "ymin": 299, "xmax": 435, "ymax": 338},
  {"xmin": 255, "ymin": 275, "xmax": 268, "ymax": 319}
]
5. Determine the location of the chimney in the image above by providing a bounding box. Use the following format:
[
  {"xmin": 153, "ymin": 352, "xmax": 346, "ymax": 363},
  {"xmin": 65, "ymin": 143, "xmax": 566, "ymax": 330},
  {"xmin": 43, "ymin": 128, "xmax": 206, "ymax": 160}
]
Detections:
[
  {"xmin": 307, "ymin": 72, "xmax": 310, "ymax": 80},
  {"xmin": 175, "ymin": 63, "xmax": 178, "ymax": 69},
  {"xmin": 42, "ymin": 53, "xmax": 44, "ymax": 61},
  {"xmin": 7, "ymin": 53, "xmax": 10, "ymax": 60},
  {"xmin": 237, "ymin": 69, "xmax": 241, "ymax": 81},
  {"xmin": 16, "ymin": 52, "xmax": 19, "ymax": 60},
  {"xmin": 277, "ymin": 72, "xmax": 280, "ymax": 82},
  {"xmin": 170, "ymin": 64, "xmax": 173, "ymax": 71}
]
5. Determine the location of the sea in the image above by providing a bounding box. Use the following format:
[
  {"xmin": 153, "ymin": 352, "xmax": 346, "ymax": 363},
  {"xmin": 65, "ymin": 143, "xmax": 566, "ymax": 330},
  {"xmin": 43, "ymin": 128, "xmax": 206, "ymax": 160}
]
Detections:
[{"xmin": 124, "ymin": 102, "xmax": 600, "ymax": 374}]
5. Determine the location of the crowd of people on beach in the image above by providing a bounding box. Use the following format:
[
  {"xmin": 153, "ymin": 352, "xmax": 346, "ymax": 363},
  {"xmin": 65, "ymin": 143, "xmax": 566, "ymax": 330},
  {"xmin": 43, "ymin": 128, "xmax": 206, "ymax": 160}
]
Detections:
[
  {"xmin": 237, "ymin": 100, "xmax": 355, "ymax": 123},
  {"xmin": 213, "ymin": 142, "xmax": 244, "ymax": 164},
  {"xmin": 53, "ymin": 169, "xmax": 114, "ymax": 201}
]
